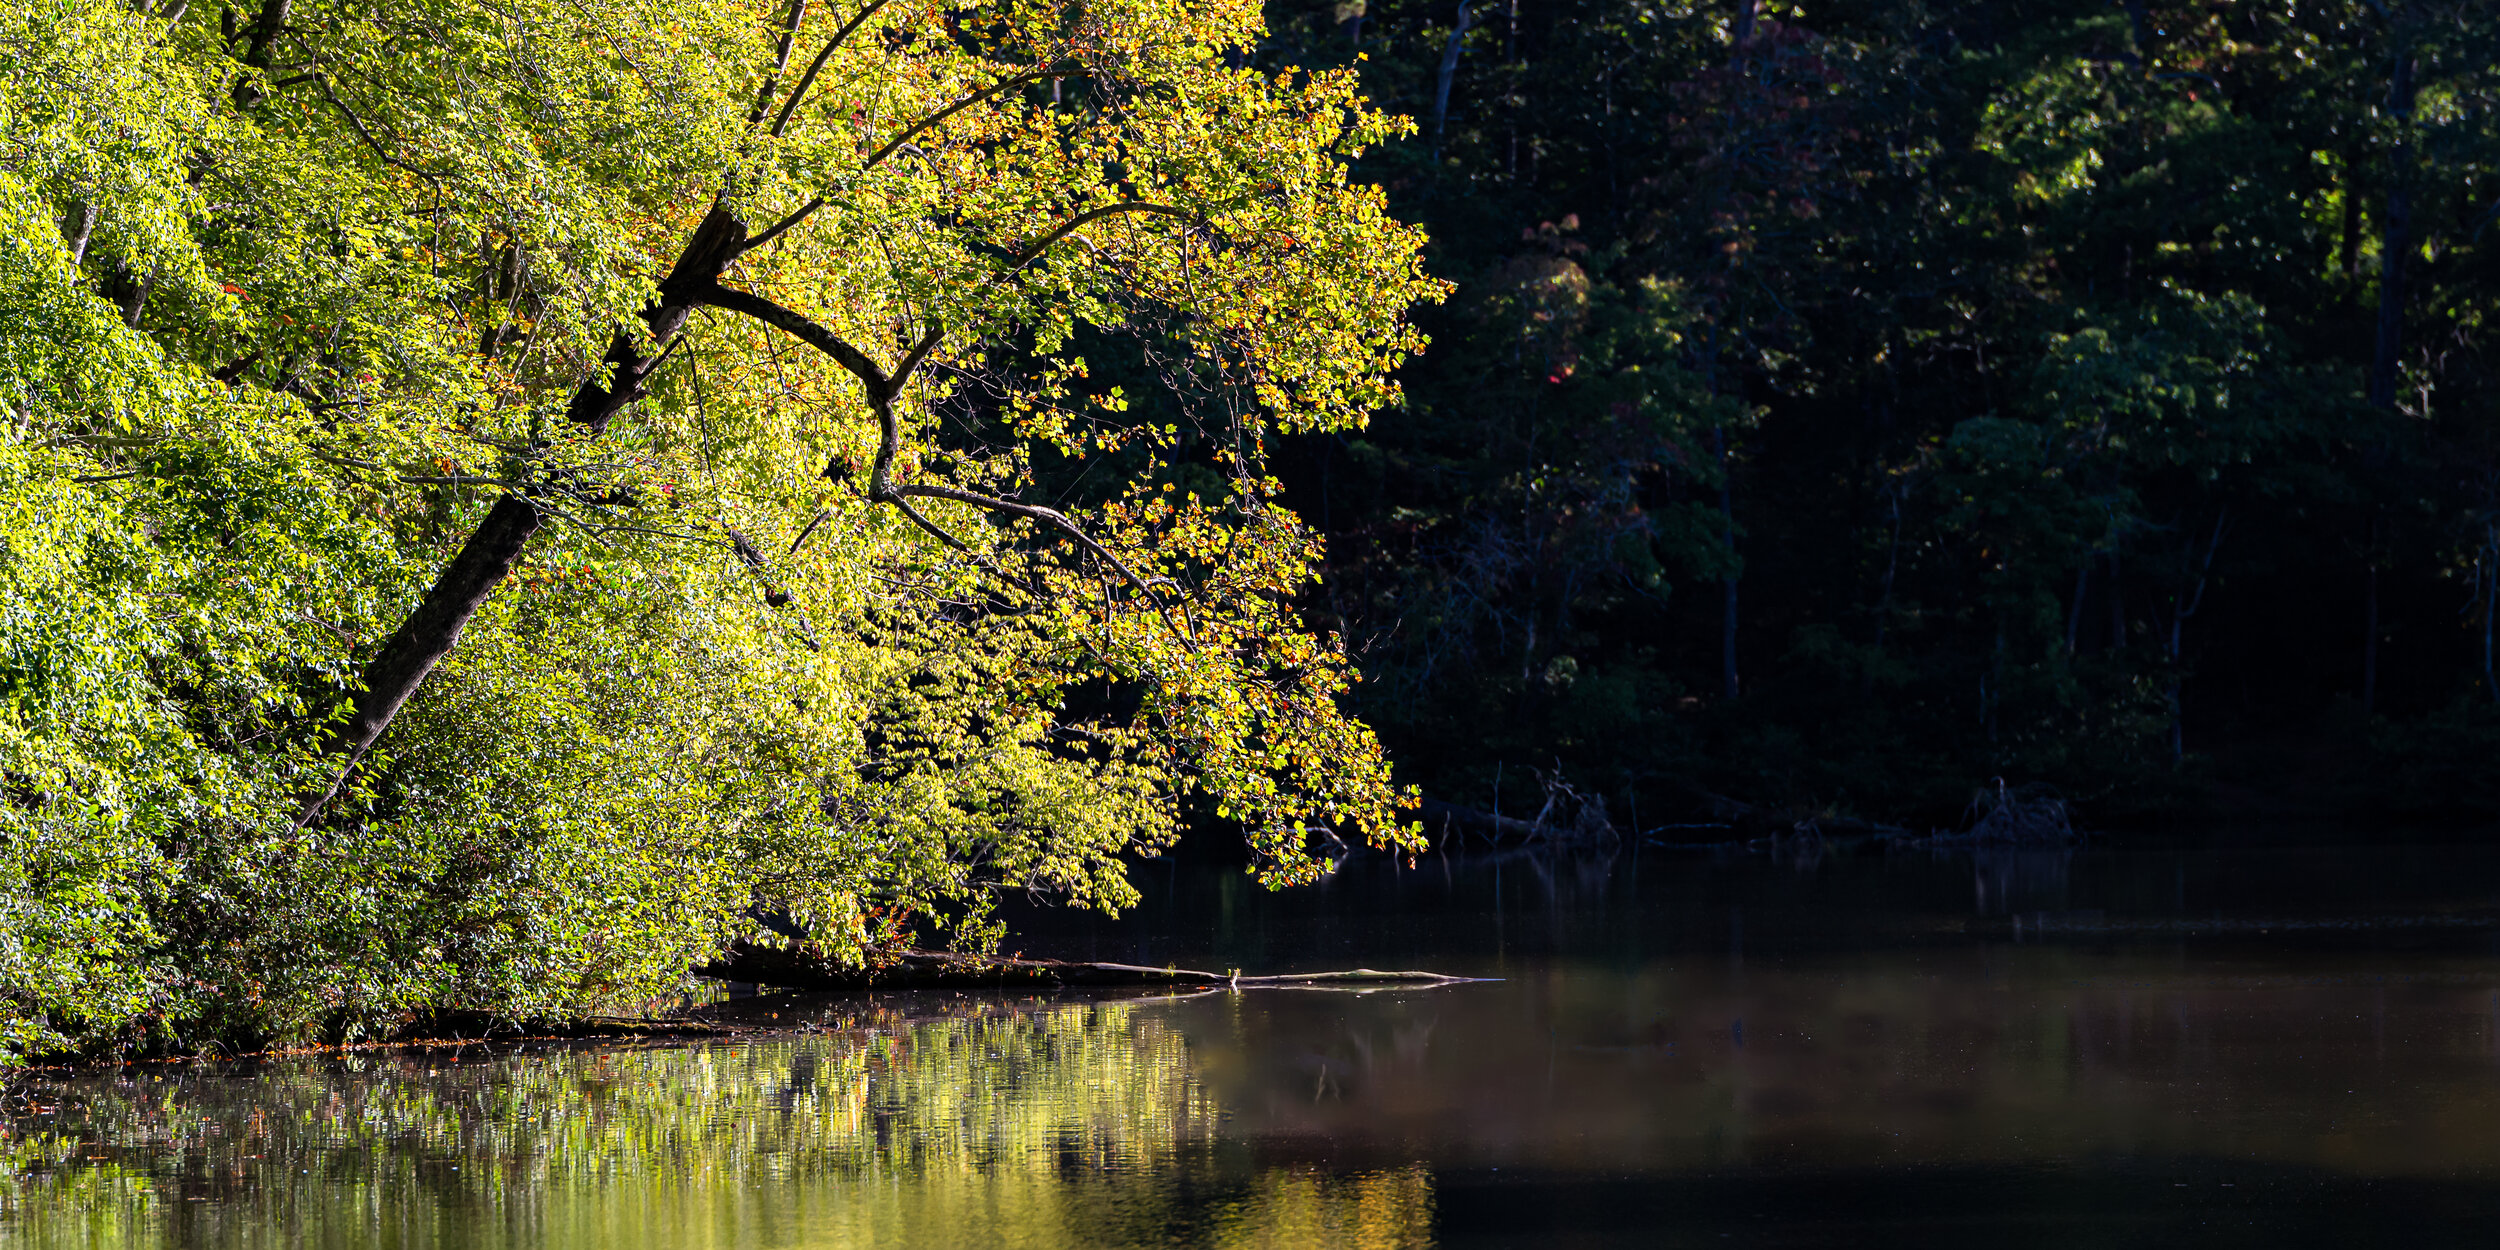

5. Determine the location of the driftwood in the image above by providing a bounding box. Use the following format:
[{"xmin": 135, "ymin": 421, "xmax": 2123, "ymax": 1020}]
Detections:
[
  {"xmin": 697, "ymin": 942, "xmax": 1487, "ymax": 991},
  {"xmin": 1691, "ymin": 789, "xmax": 1913, "ymax": 839},
  {"xmin": 1417, "ymin": 796, "xmax": 1546, "ymax": 843},
  {"xmin": 1419, "ymin": 770, "xmax": 1618, "ymax": 847}
]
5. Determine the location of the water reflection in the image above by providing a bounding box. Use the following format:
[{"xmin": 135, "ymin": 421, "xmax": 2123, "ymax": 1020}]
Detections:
[
  {"xmin": 1, "ymin": 999, "xmax": 1429, "ymax": 1249},
  {"xmin": 1195, "ymin": 951, "xmax": 2500, "ymax": 1177},
  {"xmin": 1969, "ymin": 848, "xmax": 2073, "ymax": 915},
  {"xmin": 12, "ymin": 844, "xmax": 2500, "ymax": 1246}
]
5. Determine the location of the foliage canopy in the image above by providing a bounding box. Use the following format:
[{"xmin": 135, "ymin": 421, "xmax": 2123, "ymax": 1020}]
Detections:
[{"xmin": 0, "ymin": 0, "xmax": 1435, "ymax": 1060}]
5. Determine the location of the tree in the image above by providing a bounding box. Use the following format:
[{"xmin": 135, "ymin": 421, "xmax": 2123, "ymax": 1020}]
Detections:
[{"xmin": 1, "ymin": 0, "xmax": 1435, "ymax": 1059}]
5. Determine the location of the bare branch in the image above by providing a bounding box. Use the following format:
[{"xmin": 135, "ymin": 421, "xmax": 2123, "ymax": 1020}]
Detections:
[
  {"xmin": 788, "ymin": 506, "xmax": 831, "ymax": 554},
  {"xmin": 889, "ymin": 493, "xmax": 974, "ymax": 550},
  {"xmin": 891, "ymin": 322, "xmax": 945, "ymax": 390}
]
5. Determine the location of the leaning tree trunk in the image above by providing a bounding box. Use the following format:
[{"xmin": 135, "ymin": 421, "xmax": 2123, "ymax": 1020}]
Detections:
[{"xmin": 314, "ymin": 204, "xmax": 752, "ymax": 779}]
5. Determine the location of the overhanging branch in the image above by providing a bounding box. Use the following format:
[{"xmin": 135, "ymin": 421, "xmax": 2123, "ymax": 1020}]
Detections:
[
  {"xmin": 864, "ymin": 66, "xmax": 1058, "ymax": 170},
  {"xmin": 1003, "ymin": 202, "xmax": 1202, "ymax": 275},
  {"xmin": 686, "ymin": 279, "xmax": 1186, "ymax": 635},
  {"xmin": 685, "ymin": 281, "xmax": 892, "ymax": 394},
  {"xmin": 897, "ymin": 481, "xmax": 1170, "ymax": 597}
]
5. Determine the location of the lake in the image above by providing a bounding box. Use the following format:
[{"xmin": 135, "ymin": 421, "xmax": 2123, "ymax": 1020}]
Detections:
[{"xmin": 10, "ymin": 840, "xmax": 2500, "ymax": 1247}]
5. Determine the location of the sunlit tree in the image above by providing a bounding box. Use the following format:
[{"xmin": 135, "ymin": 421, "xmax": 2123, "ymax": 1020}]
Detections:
[{"xmin": 0, "ymin": 0, "xmax": 1435, "ymax": 1058}]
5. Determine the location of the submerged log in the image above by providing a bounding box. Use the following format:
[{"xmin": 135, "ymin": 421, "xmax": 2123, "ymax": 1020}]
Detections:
[{"xmin": 696, "ymin": 942, "xmax": 1486, "ymax": 991}]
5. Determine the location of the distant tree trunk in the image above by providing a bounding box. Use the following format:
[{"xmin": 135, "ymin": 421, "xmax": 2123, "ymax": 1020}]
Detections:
[
  {"xmin": 1731, "ymin": 0, "xmax": 1758, "ymax": 49},
  {"xmin": 1711, "ymin": 418, "xmax": 1738, "ymax": 702},
  {"xmin": 2066, "ymin": 562, "xmax": 2089, "ymax": 656},
  {"xmin": 1503, "ymin": 0, "xmax": 1518, "ymax": 177},
  {"xmin": 1875, "ymin": 487, "xmax": 1902, "ymax": 651},
  {"xmin": 2368, "ymin": 49, "xmax": 2416, "ymax": 411},
  {"xmin": 2338, "ymin": 151, "xmax": 2365, "ymax": 284},
  {"xmin": 2120, "ymin": 0, "xmax": 2151, "ymax": 66},
  {"xmin": 1986, "ymin": 617, "xmax": 2004, "ymax": 744},
  {"xmin": 1700, "ymin": 320, "xmax": 1740, "ymax": 702},
  {"xmin": 2363, "ymin": 558, "xmax": 2381, "ymax": 715},
  {"xmin": 2483, "ymin": 524, "xmax": 2498, "ymax": 706},
  {"xmin": 1866, "ymin": 484, "xmax": 1903, "ymax": 695},
  {"xmin": 1430, "ymin": 0, "xmax": 1477, "ymax": 160},
  {"xmin": 2166, "ymin": 513, "xmax": 2226, "ymax": 766},
  {"xmin": 2107, "ymin": 548, "xmax": 2125, "ymax": 652},
  {"xmin": 1721, "ymin": 524, "xmax": 1740, "ymax": 699},
  {"xmin": 2361, "ymin": 514, "xmax": 2382, "ymax": 717}
]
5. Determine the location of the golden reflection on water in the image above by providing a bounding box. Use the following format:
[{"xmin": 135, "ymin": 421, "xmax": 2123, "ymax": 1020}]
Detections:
[
  {"xmin": 11, "ymin": 942, "xmax": 2500, "ymax": 1246},
  {"xmin": 0, "ymin": 998, "xmax": 1430, "ymax": 1249}
]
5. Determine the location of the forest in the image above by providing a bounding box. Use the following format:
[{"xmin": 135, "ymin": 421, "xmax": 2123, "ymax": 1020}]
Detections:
[
  {"xmin": 1, "ymin": 0, "xmax": 2496, "ymax": 1062},
  {"xmin": 1280, "ymin": 0, "xmax": 2500, "ymax": 834}
]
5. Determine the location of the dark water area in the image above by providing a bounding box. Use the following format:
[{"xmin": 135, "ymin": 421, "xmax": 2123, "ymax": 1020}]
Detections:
[{"xmin": 12, "ymin": 841, "xmax": 2500, "ymax": 1247}]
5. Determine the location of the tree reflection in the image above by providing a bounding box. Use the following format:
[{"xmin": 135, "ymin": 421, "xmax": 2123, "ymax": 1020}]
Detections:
[{"xmin": 1, "ymin": 998, "xmax": 1431, "ymax": 1249}]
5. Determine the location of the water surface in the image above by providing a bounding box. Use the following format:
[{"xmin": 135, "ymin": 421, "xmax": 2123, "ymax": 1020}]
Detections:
[{"xmin": 11, "ymin": 841, "xmax": 2500, "ymax": 1246}]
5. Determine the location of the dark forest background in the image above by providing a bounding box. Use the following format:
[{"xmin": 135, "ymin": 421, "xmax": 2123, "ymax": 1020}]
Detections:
[{"xmin": 1215, "ymin": 0, "xmax": 2499, "ymax": 831}]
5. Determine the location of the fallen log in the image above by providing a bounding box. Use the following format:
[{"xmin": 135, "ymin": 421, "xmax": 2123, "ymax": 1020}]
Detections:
[
  {"xmin": 1417, "ymin": 796, "xmax": 1546, "ymax": 843},
  {"xmin": 696, "ymin": 942, "xmax": 1488, "ymax": 991}
]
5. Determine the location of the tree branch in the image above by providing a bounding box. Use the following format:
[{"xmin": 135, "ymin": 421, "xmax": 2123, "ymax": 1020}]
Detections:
[
  {"xmin": 684, "ymin": 280, "xmax": 892, "ymax": 393},
  {"xmin": 1001, "ymin": 201, "xmax": 1201, "ymax": 276},
  {"xmin": 314, "ymin": 75, "xmax": 445, "ymax": 181},
  {"xmin": 739, "ymin": 196, "xmax": 823, "ymax": 255},
  {"xmin": 864, "ymin": 66, "xmax": 1058, "ymax": 170},
  {"xmin": 898, "ymin": 481, "xmax": 1174, "ymax": 602},
  {"xmin": 685, "ymin": 280, "xmax": 1181, "ymax": 630},
  {"xmin": 747, "ymin": 0, "xmax": 810, "ymax": 126},
  {"xmin": 891, "ymin": 322, "xmax": 944, "ymax": 389},
  {"xmin": 230, "ymin": 0, "xmax": 290, "ymax": 106},
  {"xmin": 771, "ymin": 0, "xmax": 897, "ymax": 137}
]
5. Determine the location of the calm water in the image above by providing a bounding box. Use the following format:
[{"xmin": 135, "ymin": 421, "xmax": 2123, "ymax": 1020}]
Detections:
[{"xmin": 11, "ymin": 841, "xmax": 2500, "ymax": 1247}]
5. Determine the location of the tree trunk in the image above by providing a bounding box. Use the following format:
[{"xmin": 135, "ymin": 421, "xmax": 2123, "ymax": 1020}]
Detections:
[
  {"xmin": 2362, "ymin": 557, "xmax": 2381, "ymax": 716},
  {"xmin": 2368, "ymin": 50, "xmax": 2415, "ymax": 411},
  {"xmin": 2107, "ymin": 548, "xmax": 2125, "ymax": 651},
  {"xmin": 1716, "ymin": 422, "xmax": 1739, "ymax": 701},
  {"xmin": 1430, "ymin": 0, "xmax": 1478, "ymax": 158},
  {"xmin": 58, "ymin": 201, "xmax": 96, "ymax": 267},
  {"xmin": 314, "ymin": 201, "xmax": 751, "ymax": 786},
  {"xmin": 2166, "ymin": 513, "xmax": 2226, "ymax": 766},
  {"xmin": 2065, "ymin": 562, "xmax": 2089, "ymax": 655},
  {"xmin": 2338, "ymin": 152, "xmax": 2364, "ymax": 284},
  {"xmin": 328, "ymin": 494, "xmax": 544, "ymax": 759},
  {"xmin": 2484, "ymin": 527, "xmax": 2497, "ymax": 707}
]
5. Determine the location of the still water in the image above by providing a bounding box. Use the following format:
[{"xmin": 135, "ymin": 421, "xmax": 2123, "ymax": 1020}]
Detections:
[{"xmin": 11, "ymin": 842, "xmax": 2500, "ymax": 1247}]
